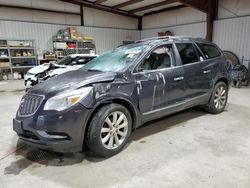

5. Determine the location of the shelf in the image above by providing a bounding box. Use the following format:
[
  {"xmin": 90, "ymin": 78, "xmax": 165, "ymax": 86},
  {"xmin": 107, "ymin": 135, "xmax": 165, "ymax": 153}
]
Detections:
[
  {"xmin": 0, "ymin": 46, "xmax": 34, "ymax": 49},
  {"xmin": 79, "ymin": 48, "xmax": 95, "ymax": 49},
  {"xmin": 9, "ymin": 46, "xmax": 35, "ymax": 49},
  {"xmin": 39, "ymin": 59, "xmax": 57, "ymax": 61},
  {"xmin": 11, "ymin": 56, "xmax": 36, "ymax": 59},
  {"xmin": 54, "ymin": 48, "xmax": 76, "ymax": 50},
  {"xmin": 0, "ymin": 67, "xmax": 11, "ymax": 70},
  {"xmin": 0, "ymin": 39, "xmax": 37, "ymax": 80},
  {"xmin": 12, "ymin": 66, "xmax": 36, "ymax": 69},
  {"xmin": 53, "ymin": 39, "xmax": 93, "ymax": 43}
]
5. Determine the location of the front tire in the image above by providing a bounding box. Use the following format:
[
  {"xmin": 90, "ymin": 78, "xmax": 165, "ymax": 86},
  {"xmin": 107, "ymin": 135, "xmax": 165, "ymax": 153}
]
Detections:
[
  {"xmin": 206, "ymin": 82, "xmax": 228, "ymax": 114},
  {"xmin": 86, "ymin": 104, "xmax": 132, "ymax": 157}
]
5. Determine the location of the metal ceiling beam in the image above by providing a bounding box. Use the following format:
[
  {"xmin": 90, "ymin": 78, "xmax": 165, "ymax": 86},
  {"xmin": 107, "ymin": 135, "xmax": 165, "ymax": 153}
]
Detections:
[
  {"xmin": 129, "ymin": 0, "xmax": 178, "ymax": 13},
  {"xmin": 176, "ymin": 0, "xmax": 217, "ymax": 41},
  {"xmin": 113, "ymin": 0, "xmax": 144, "ymax": 9},
  {"xmin": 80, "ymin": 5, "xmax": 84, "ymax": 25},
  {"xmin": 144, "ymin": 5, "xmax": 186, "ymax": 16},
  {"xmin": 0, "ymin": 4, "xmax": 80, "ymax": 15},
  {"xmin": 176, "ymin": 0, "xmax": 209, "ymax": 13},
  {"xmin": 138, "ymin": 17, "xmax": 142, "ymax": 30},
  {"xmin": 94, "ymin": 0, "xmax": 108, "ymax": 5},
  {"xmin": 206, "ymin": 0, "xmax": 217, "ymax": 41},
  {"xmin": 60, "ymin": 0, "xmax": 139, "ymax": 18}
]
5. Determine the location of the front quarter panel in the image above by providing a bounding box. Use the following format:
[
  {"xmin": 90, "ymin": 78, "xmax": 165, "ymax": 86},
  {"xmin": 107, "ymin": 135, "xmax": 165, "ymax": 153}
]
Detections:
[{"xmin": 79, "ymin": 73, "xmax": 140, "ymax": 125}]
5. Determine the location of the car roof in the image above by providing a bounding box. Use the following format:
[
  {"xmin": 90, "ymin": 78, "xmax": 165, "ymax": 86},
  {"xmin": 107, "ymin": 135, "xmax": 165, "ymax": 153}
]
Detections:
[
  {"xmin": 68, "ymin": 54, "xmax": 98, "ymax": 58},
  {"xmin": 135, "ymin": 36, "xmax": 211, "ymax": 45}
]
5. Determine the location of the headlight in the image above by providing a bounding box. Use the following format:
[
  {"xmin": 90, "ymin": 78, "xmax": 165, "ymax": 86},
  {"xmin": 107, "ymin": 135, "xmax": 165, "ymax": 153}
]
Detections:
[{"xmin": 44, "ymin": 87, "xmax": 92, "ymax": 111}]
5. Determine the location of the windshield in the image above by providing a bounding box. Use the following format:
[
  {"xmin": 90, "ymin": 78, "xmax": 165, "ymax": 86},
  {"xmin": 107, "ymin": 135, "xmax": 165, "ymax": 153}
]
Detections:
[
  {"xmin": 82, "ymin": 44, "xmax": 148, "ymax": 72},
  {"xmin": 69, "ymin": 56, "xmax": 96, "ymax": 65},
  {"xmin": 57, "ymin": 56, "xmax": 75, "ymax": 65}
]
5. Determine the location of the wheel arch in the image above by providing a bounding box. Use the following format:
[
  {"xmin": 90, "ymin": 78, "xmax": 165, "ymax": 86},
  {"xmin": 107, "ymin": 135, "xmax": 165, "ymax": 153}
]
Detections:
[
  {"xmin": 207, "ymin": 76, "xmax": 229, "ymax": 104},
  {"xmin": 215, "ymin": 76, "xmax": 229, "ymax": 87},
  {"xmin": 206, "ymin": 76, "xmax": 229, "ymax": 114},
  {"xmin": 82, "ymin": 98, "xmax": 138, "ymax": 146}
]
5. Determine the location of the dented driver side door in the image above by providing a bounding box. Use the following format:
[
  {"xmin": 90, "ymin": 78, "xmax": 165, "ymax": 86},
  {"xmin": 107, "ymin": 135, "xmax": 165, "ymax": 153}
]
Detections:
[
  {"xmin": 136, "ymin": 71, "xmax": 166, "ymax": 114},
  {"xmin": 135, "ymin": 45, "xmax": 185, "ymax": 122}
]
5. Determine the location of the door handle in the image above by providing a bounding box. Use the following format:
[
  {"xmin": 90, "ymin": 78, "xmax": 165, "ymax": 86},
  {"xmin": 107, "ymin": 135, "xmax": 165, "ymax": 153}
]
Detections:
[
  {"xmin": 174, "ymin": 76, "xmax": 184, "ymax": 81},
  {"xmin": 203, "ymin": 70, "xmax": 211, "ymax": 74}
]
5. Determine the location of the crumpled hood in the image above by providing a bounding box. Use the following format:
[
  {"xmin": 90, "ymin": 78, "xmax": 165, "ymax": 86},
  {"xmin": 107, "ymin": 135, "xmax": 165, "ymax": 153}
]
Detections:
[
  {"xmin": 28, "ymin": 63, "xmax": 65, "ymax": 75},
  {"xmin": 28, "ymin": 64, "xmax": 51, "ymax": 74},
  {"xmin": 48, "ymin": 65, "xmax": 82, "ymax": 76},
  {"xmin": 28, "ymin": 69, "xmax": 116, "ymax": 96}
]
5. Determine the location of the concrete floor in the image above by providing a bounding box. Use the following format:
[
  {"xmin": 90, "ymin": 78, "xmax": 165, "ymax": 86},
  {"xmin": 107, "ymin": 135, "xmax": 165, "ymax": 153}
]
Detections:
[{"xmin": 0, "ymin": 80, "xmax": 250, "ymax": 188}]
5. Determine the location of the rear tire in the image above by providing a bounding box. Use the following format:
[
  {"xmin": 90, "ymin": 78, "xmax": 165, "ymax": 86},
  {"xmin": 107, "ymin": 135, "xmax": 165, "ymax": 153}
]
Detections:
[
  {"xmin": 86, "ymin": 104, "xmax": 132, "ymax": 157},
  {"xmin": 206, "ymin": 82, "xmax": 228, "ymax": 114}
]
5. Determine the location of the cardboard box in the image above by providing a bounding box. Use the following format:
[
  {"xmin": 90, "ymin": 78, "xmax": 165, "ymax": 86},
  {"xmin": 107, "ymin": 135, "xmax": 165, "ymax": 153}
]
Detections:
[
  {"xmin": 54, "ymin": 42, "xmax": 67, "ymax": 49},
  {"xmin": 45, "ymin": 54, "xmax": 56, "ymax": 60},
  {"xmin": 0, "ymin": 62, "xmax": 10, "ymax": 68},
  {"xmin": 83, "ymin": 36, "xmax": 94, "ymax": 41},
  {"xmin": 70, "ymin": 27, "xmax": 78, "ymax": 40}
]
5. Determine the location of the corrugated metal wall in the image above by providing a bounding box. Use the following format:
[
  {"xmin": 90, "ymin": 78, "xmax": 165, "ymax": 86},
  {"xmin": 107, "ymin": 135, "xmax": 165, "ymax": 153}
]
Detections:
[
  {"xmin": 213, "ymin": 16, "xmax": 250, "ymax": 60},
  {"xmin": 141, "ymin": 22, "xmax": 206, "ymax": 39},
  {"xmin": 0, "ymin": 20, "xmax": 140, "ymax": 55},
  {"xmin": 83, "ymin": 7, "xmax": 138, "ymax": 29},
  {"xmin": 1, "ymin": 16, "xmax": 250, "ymax": 61},
  {"xmin": 142, "ymin": 7, "xmax": 206, "ymax": 30},
  {"xmin": 141, "ymin": 16, "xmax": 250, "ymax": 61}
]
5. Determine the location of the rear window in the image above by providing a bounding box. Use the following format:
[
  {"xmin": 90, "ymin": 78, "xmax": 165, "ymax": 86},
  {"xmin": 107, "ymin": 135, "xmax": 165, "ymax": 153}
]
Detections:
[{"xmin": 197, "ymin": 43, "xmax": 221, "ymax": 59}]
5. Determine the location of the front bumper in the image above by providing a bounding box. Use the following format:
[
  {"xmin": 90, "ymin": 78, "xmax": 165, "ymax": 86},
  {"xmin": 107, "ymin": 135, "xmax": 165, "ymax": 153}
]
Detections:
[{"xmin": 13, "ymin": 104, "xmax": 90, "ymax": 153}]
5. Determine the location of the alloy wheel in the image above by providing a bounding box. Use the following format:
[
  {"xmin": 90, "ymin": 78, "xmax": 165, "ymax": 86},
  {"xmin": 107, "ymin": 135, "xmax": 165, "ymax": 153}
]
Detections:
[
  {"xmin": 214, "ymin": 86, "xmax": 227, "ymax": 110},
  {"xmin": 100, "ymin": 111, "xmax": 128, "ymax": 149}
]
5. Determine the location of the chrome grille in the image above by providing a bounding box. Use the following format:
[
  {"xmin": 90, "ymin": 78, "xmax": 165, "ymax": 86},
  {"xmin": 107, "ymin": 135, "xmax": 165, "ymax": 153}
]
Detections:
[{"xmin": 18, "ymin": 94, "xmax": 43, "ymax": 116}]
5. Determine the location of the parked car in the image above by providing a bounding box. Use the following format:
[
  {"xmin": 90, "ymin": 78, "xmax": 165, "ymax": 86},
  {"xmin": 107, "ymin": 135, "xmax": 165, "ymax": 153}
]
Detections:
[
  {"xmin": 24, "ymin": 54, "xmax": 98, "ymax": 87},
  {"xmin": 13, "ymin": 37, "xmax": 230, "ymax": 157}
]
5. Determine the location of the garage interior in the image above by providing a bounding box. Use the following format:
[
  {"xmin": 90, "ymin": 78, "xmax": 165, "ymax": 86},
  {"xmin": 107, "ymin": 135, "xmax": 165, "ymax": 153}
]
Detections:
[{"xmin": 1, "ymin": 0, "xmax": 250, "ymax": 187}]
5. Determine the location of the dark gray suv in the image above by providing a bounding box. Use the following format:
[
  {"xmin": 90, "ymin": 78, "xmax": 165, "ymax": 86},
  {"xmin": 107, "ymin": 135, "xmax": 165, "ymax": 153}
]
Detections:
[{"xmin": 13, "ymin": 37, "xmax": 230, "ymax": 157}]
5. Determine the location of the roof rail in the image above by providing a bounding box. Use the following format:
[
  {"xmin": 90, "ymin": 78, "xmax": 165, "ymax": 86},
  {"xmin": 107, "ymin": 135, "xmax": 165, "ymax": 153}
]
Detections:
[
  {"xmin": 135, "ymin": 36, "xmax": 193, "ymax": 43},
  {"xmin": 168, "ymin": 36, "xmax": 191, "ymax": 39},
  {"xmin": 135, "ymin": 36, "xmax": 170, "ymax": 43}
]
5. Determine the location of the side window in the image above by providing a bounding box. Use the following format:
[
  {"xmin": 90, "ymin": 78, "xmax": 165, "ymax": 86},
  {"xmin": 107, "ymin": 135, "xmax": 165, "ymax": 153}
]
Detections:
[
  {"xmin": 139, "ymin": 46, "xmax": 172, "ymax": 71},
  {"xmin": 197, "ymin": 43, "xmax": 221, "ymax": 59},
  {"xmin": 175, "ymin": 43, "xmax": 199, "ymax": 65}
]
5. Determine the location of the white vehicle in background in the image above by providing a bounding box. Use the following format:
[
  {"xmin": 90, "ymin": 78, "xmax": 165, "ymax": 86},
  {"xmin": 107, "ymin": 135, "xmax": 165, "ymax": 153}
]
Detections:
[{"xmin": 24, "ymin": 54, "xmax": 98, "ymax": 87}]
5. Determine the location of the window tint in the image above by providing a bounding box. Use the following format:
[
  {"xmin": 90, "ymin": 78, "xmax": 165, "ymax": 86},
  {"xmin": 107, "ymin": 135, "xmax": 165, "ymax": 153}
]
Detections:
[
  {"xmin": 139, "ymin": 46, "xmax": 171, "ymax": 71},
  {"xmin": 197, "ymin": 43, "xmax": 221, "ymax": 59},
  {"xmin": 176, "ymin": 43, "xmax": 199, "ymax": 65}
]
